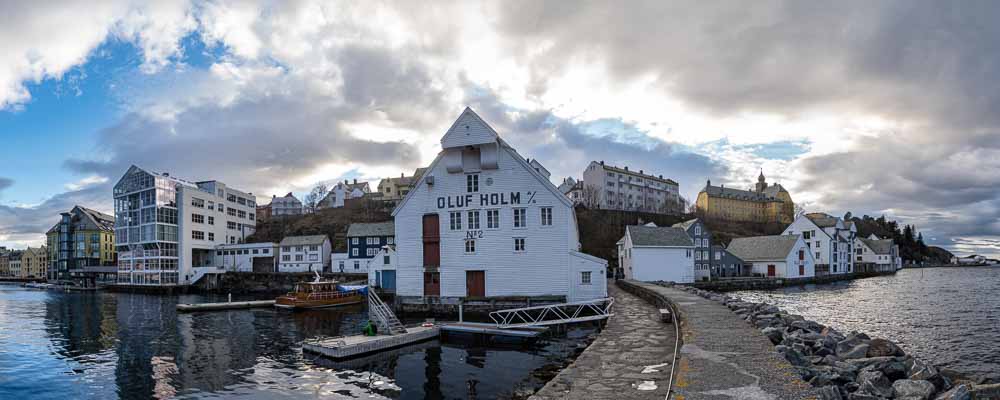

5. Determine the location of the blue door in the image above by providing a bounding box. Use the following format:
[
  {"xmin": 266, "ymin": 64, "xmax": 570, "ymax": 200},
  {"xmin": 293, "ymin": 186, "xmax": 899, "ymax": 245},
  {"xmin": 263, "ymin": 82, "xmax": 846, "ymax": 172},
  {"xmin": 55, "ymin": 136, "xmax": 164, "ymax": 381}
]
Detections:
[
  {"xmin": 381, "ymin": 270, "xmax": 396, "ymax": 290},
  {"xmin": 375, "ymin": 271, "xmax": 381, "ymax": 287}
]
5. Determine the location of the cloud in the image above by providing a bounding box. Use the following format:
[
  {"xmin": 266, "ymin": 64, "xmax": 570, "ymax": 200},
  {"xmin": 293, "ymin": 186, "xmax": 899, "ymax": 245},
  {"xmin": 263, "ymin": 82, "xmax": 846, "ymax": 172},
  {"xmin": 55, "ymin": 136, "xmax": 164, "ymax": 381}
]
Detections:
[
  {"xmin": 0, "ymin": 184, "xmax": 111, "ymax": 248},
  {"xmin": 0, "ymin": 177, "xmax": 12, "ymax": 197}
]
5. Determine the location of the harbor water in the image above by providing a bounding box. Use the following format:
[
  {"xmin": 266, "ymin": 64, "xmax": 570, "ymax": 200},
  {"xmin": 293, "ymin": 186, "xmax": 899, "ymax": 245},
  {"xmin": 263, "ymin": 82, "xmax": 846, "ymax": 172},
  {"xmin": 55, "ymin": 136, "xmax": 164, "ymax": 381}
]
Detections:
[
  {"xmin": 731, "ymin": 267, "xmax": 1000, "ymax": 382},
  {"xmin": 0, "ymin": 285, "xmax": 595, "ymax": 399}
]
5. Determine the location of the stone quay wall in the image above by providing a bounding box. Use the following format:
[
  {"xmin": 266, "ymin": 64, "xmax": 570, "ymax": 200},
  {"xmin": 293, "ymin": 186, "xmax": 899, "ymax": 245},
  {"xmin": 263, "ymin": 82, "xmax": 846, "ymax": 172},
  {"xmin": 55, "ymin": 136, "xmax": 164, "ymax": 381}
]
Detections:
[{"xmin": 678, "ymin": 284, "xmax": 997, "ymax": 400}]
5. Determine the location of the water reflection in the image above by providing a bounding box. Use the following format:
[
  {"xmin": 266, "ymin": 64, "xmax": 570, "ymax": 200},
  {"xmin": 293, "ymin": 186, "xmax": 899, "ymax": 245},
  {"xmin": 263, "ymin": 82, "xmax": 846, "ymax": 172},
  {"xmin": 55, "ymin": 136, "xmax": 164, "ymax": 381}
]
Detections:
[
  {"xmin": 0, "ymin": 285, "xmax": 593, "ymax": 399},
  {"xmin": 731, "ymin": 267, "xmax": 1000, "ymax": 381}
]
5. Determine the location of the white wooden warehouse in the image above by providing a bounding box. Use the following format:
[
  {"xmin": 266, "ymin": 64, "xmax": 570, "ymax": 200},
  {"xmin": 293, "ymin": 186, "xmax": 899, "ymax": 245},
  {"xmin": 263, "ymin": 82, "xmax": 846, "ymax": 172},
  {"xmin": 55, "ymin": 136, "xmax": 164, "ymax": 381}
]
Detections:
[
  {"xmin": 727, "ymin": 235, "xmax": 815, "ymax": 278},
  {"xmin": 392, "ymin": 108, "xmax": 608, "ymax": 304}
]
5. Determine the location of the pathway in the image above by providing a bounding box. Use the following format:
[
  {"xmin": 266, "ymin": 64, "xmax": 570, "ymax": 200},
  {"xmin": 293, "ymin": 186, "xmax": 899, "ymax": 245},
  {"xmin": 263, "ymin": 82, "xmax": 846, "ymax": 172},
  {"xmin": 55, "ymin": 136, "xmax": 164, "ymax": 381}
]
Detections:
[{"xmin": 530, "ymin": 283, "xmax": 676, "ymax": 399}]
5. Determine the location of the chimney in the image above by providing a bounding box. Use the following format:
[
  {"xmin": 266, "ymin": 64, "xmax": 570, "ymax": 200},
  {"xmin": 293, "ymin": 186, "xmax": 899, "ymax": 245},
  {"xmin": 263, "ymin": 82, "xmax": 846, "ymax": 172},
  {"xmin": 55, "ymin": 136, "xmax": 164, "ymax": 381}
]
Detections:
[
  {"xmin": 659, "ymin": 175, "xmax": 663, "ymax": 179},
  {"xmin": 600, "ymin": 160, "xmax": 604, "ymax": 165},
  {"xmin": 624, "ymin": 166, "xmax": 629, "ymax": 171},
  {"xmin": 639, "ymin": 169, "xmax": 643, "ymax": 174},
  {"xmin": 353, "ymin": 178, "xmax": 357, "ymax": 184},
  {"xmin": 401, "ymin": 173, "xmax": 404, "ymax": 178},
  {"xmin": 344, "ymin": 179, "xmax": 348, "ymax": 185},
  {"xmin": 163, "ymin": 172, "xmax": 169, "ymax": 177}
]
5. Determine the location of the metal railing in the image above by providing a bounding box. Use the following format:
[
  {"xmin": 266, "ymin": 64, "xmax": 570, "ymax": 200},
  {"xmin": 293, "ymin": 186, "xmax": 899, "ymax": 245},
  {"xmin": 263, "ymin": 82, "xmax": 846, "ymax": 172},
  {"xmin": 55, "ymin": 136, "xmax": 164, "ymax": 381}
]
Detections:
[
  {"xmin": 368, "ymin": 289, "xmax": 406, "ymax": 334},
  {"xmin": 489, "ymin": 297, "xmax": 615, "ymax": 328}
]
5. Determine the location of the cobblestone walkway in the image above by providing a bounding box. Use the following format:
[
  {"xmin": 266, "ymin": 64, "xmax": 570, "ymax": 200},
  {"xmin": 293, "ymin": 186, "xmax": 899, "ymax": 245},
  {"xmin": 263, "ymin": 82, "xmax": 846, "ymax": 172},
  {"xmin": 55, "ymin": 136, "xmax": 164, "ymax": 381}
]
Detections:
[
  {"xmin": 530, "ymin": 283, "xmax": 676, "ymax": 400},
  {"xmin": 638, "ymin": 282, "xmax": 818, "ymax": 400}
]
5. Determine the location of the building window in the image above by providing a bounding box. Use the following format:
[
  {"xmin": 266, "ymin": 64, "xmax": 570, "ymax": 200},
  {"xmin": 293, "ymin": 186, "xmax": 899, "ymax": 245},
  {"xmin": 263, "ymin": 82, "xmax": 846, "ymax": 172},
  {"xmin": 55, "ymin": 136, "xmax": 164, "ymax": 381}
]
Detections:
[
  {"xmin": 295, "ymin": 255, "xmax": 303, "ymax": 261},
  {"xmin": 686, "ymin": 249, "xmax": 692, "ymax": 258},
  {"xmin": 513, "ymin": 208, "xmax": 526, "ymax": 228},
  {"xmin": 467, "ymin": 174, "xmax": 479, "ymax": 193},
  {"xmin": 352, "ymin": 237, "xmax": 358, "ymax": 244},
  {"xmin": 207, "ymin": 216, "xmax": 214, "ymax": 225},
  {"xmin": 352, "ymin": 248, "xmax": 359, "ymax": 256},
  {"xmin": 208, "ymin": 232, "xmax": 214, "ymax": 241},
  {"xmin": 354, "ymin": 261, "xmax": 360, "ymax": 270},
  {"xmin": 367, "ymin": 248, "xmax": 376, "ymax": 257},
  {"xmin": 387, "ymin": 237, "xmax": 394, "ymax": 245},
  {"xmin": 486, "ymin": 209, "xmax": 500, "ymax": 229},
  {"xmin": 514, "ymin": 238, "xmax": 525, "ymax": 252},
  {"xmin": 384, "ymin": 255, "xmax": 390, "ymax": 265},
  {"xmin": 468, "ymin": 210, "xmax": 480, "ymax": 229},
  {"xmin": 309, "ymin": 254, "xmax": 318, "ymax": 261},
  {"xmin": 695, "ymin": 226, "xmax": 701, "ymax": 236},
  {"xmin": 450, "ymin": 211, "xmax": 462, "ymax": 230},
  {"xmin": 540, "ymin": 207, "xmax": 552, "ymax": 226},
  {"xmin": 192, "ymin": 231, "xmax": 204, "ymax": 240},
  {"xmin": 465, "ymin": 240, "xmax": 476, "ymax": 254},
  {"xmin": 192, "ymin": 214, "xmax": 204, "ymax": 223},
  {"xmin": 310, "ymin": 245, "xmax": 318, "ymax": 251},
  {"xmin": 715, "ymin": 251, "xmax": 722, "ymax": 260},
  {"xmin": 581, "ymin": 271, "xmax": 592, "ymax": 285}
]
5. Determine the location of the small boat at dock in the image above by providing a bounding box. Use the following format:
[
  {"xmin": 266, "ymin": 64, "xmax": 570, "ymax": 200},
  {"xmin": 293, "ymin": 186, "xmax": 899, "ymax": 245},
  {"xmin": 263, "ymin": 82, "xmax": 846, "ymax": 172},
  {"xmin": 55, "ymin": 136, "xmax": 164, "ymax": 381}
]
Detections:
[{"xmin": 275, "ymin": 273, "xmax": 366, "ymax": 310}]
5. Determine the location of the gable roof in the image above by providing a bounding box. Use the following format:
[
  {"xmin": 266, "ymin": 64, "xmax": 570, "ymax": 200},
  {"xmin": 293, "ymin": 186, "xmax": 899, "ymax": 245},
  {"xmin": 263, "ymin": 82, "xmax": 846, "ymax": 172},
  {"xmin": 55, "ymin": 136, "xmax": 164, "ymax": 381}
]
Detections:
[
  {"xmin": 859, "ymin": 238, "xmax": 893, "ymax": 255},
  {"xmin": 279, "ymin": 235, "xmax": 330, "ymax": 246},
  {"xmin": 671, "ymin": 218, "xmax": 700, "ymax": 231},
  {"xmin": 701, "ymin": 184, "xmax": 784, "ymax": 202},
  {"xmin": 440, "ymin": 107, "xmax": 500, "ymax": 149},
  {"xmin": 727, "ymin": 235, "xmax": 801, "ymax": 261},
  {"xmin": 76, "ymin": 206, "xmax": 115, "ymax": 231},
  {"xmin": 627, "ymin": 225, "xmax": 694, "ymax": 247},
  {"xmin": 347, "ymin": 221, "xmax": 395, "ymax": 237},
  {"xmin": 805, "ymin": 213, "xmax": 841, "ymax": 228}
]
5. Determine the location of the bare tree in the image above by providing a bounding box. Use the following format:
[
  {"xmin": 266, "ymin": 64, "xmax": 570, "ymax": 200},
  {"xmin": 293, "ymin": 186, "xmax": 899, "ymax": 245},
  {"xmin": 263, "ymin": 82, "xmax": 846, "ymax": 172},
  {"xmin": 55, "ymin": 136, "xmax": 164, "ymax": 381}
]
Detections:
[
  {"xmin": 303, "ymin": 183, "xmax": 329, "ymax": 213},
  {"xmin": 580, "ymin": 184, "xmax": 602, "ymax": 209}
]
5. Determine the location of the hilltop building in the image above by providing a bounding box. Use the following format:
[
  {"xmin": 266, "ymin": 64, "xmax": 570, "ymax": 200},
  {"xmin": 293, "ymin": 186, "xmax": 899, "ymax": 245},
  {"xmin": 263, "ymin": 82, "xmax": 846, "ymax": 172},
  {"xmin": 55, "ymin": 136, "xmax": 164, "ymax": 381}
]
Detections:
[
  {"xmin": 618, "ymin": 223, "xmax": 695, "ymax": 283},
  {"xmin": 377, "ymin": 169, "xmax": 426, "ymax": 204},
  {"xmin": 392, "ymin": 107, "xmax": 607, "ymax": 305},
  {"xmin": 269, "ymin": 193, "xmax": 303, "ymax": 217},
  {"xmin": 581, "ymin": 161, "xmax": 681, "ymax": 214},
  {"xmin": 727, "ymin": 235, "xmax": 815, "ymax": 278},
  {"xmin": 557, "ymin": 177, "xmax": 585, "ymax": 205},
  {"xmin": 114, "ymin": 166, "xmax": 258, "ymax": 286},
  {"xmin": 782, "ymin": 212, "xmax": 856, "ymax": 275},
  {"xmin": 318, "ymin": 180, "xmax": 370, "ymax": 209},
  {"xmin": 45, "ymin": 205, "xmax": 116, "ymax": 282},
  {"xmin": 695, "ymin": 171, "xmax": 794, "ymax": 224}
]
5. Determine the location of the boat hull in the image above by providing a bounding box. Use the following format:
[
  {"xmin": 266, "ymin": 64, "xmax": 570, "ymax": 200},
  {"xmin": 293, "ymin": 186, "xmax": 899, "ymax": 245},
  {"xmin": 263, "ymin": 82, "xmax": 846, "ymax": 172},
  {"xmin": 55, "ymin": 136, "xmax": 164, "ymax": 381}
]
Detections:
[{"xmin": 274, "ymin": 295, "xmax": 364, "ymax": 310}]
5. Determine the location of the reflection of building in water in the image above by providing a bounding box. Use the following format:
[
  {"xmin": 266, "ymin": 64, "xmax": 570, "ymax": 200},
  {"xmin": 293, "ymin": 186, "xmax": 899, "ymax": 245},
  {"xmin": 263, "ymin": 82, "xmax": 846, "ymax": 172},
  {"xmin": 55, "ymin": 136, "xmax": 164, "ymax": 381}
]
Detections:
[
  {"xmin": 174, "ymin": 311, "xmax": 258, "ymax": 392},
  {"xmin": 150, "ymin": 356, "xmax": 178, "ymax": 399},
  {"xmin": 43, "ymin": 289, "xmax": 119, "ymax": 358}
]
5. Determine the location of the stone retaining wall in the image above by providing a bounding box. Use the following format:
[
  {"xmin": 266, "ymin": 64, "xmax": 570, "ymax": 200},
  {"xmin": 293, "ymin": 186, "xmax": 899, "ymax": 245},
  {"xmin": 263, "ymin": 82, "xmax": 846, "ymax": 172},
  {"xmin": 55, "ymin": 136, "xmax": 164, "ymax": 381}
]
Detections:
[{"xmin": 689, "ymin": 270, "xmax": 897, "ymax": 292}]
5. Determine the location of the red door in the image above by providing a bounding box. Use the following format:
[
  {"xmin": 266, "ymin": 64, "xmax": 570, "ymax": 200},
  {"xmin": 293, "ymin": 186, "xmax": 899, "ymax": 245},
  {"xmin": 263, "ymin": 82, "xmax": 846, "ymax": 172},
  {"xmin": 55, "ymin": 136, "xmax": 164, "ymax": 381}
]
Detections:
[
  {"xmin": 424, "ymin": 272, "xmax": 440, "ymax": 296},
  {"xmin": 767, "ymin": 265, "xmax": 776, "ymax": 277},
  {"xmin": 799, "ymin": 265, "xmax": 804, "ymax": 276},
  {"xmin": 422, "ymin": 214, "xmax": 440, "ymax": 267},
  {"xmin": 466, "ymin": 271, "xmax": 485, "ymax": 297}
]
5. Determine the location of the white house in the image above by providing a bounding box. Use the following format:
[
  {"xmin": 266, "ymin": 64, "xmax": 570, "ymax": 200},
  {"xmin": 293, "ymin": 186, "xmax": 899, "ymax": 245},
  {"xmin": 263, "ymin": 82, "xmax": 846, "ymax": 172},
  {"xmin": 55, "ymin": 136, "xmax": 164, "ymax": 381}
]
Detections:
[
  {"xmin": 215, "ymin": 242, "xmax": 278, "ymax": 272},
  {"xmin": 332, "ymin": 252, "xmax": 349, "ymax": 272},
  {"xmin": 727, "ymin": 235, "xmax": 815, "ymax": 278},
  {"xmin": 782, "ymin": 213, "xmax": 855, "ymax": 275},
  {"xmin": 277, "ymin": 235, "xmax": 331, "ymax": 272},
  {"xmin": 318, "ymin": 180, "xmax": 370, "ymax": 209},
  {"xmin": 269, "ymin": 193, "xmax": 303, "ymax": 216},
  {"xmin": 367, "ymin": 245, "xmax": 397, "ymax": 291},
  {"xmin": 854, "ymin": 237, "xmax": 898, "ymax": 273},
  {"xmin": 618, "ymin": 223, "xmax": 695, "ymax": 283},
  {"xmin": 392, "ymin": 107, "xmax": 608, "ymax": 303}
]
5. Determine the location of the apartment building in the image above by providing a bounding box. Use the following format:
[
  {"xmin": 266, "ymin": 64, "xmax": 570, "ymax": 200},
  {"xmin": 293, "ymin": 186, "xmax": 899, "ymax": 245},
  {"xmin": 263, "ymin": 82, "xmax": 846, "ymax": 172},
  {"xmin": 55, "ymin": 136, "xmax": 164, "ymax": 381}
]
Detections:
[
  {"xmin": 45, "ymin": 205, "xmax": 116, "ymax": 281},
  {"xmin": 581, "ymin": 161, "xmax": 681, "ymax": 214},
  {"xmin": 114, "ymin": 165, "xmax": 257, "ymax": 286},
  {"xmin": 21, "ymin": 246, "xmax": 48, "ymax": 279}
]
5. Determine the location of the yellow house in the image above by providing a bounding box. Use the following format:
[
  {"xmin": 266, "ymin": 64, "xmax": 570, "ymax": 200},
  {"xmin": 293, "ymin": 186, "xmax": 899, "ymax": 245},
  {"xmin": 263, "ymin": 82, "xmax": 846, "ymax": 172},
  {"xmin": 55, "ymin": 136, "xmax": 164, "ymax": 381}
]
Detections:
[
  {"xmin": 696, "ymin": 171, "xmax": 794, "ymax": 224},
  {"xmin": 21, "ymin": 246, "xmax": 48, "ymax": 278},
  {"xmin": 45, "ymin": 206, "xmax": 117, "ymax": 281}
]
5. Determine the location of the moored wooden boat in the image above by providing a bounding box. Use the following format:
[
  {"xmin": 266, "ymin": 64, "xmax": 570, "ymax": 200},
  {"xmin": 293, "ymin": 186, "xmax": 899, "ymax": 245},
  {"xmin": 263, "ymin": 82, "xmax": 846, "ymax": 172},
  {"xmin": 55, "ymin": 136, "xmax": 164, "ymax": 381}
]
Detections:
[{"xmin": 275, "ymin": 280, "xmax": 365, "ymax": 310}]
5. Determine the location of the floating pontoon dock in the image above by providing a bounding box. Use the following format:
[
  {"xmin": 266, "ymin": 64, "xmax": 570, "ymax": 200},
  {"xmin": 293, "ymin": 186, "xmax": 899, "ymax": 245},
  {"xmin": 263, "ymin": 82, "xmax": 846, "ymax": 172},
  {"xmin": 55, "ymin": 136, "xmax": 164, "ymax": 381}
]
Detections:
[
  {"xmin": 440, "ymin": 322, "xmax": 547, "ymax": 338},
  {"xmin": 176, "ymin": 300, "xmax": 275, "ymax": 312},
  {"xmin": 302, "ymin": 325, "xmax": 441, "ymax": 359}
]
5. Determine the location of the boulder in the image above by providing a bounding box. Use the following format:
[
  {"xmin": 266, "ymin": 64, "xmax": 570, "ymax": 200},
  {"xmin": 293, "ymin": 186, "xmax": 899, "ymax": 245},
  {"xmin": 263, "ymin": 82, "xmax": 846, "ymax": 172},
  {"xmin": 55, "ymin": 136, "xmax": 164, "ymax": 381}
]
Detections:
[
  {"xmin": 762, "ymin": 326, "xmax": 784, "ymax": 345},
  {"xmin": 837, "ymin": 343, "xmax": 870, "ymax": 360},
  {"xmin": 867, "ymin": 338, "xmax": 905, "ymax": 357},
  {"xmin": 783, "ymin": 347, "xmax": 811, "ymax": 367},
  {"xmin": 790, "ymin": 319, "xmax": 826, "ymax": 333},
  {"xmin": 860, "ymin": 358, "xmax": 908, "ymax": 381},
  {"xmin": 856, "ymin": 370, "xmax": 894, "ymax": 398},
  {"xmin": 909, "ymin": 359, "xmax": 951, "ymax": 391},
  {"xmin": 816, "ymin": 385, "xmax": 844, "ymax": 400},
  {"xmin": 892, "ymin": 379, "xmax": 936, "ymax": 400},
  {"xmin": 933, "ymin": 384, "xmax": 970, "ymax": 400}
]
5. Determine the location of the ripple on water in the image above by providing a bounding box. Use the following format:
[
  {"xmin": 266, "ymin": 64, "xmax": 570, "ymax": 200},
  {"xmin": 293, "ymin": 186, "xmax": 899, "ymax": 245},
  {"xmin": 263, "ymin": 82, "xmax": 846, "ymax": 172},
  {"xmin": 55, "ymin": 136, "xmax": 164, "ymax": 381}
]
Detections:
[{"xmin": 731, "ymin": 268, "xmax": 1000, "ymax": 381}]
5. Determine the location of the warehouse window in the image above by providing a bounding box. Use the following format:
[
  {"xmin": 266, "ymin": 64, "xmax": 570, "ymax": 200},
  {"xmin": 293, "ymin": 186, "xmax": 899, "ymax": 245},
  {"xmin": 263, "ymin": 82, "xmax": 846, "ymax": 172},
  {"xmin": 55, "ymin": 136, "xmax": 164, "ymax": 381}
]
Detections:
[
  {"xmin": 468, "ymin": 210, "xmax": 481, "ymax": 229},
  {"xmin": 514, "ymin": 238, "xmax": 525, "ymax": 252},
  {"xmin": 581, "ymin": 271, "xmax": 592, "ymax": 285},
  {"xmin": 513, "ymin": 208, "xmax": 526, "ymax": 228},
  {"xmin": 540, "ymin": 207, "xmax": 552, "ymax": 226},
  {"xmin": 467, "ymin": 174, "xmax": 479, "ymax": 193},
  {"xmin": 465, "ymin": 240, "xmax": 476, "ymax": 254},
  {"xmin": 486, "ymin": 209, "xmax": 500, "ymax": 229},
  {"xmin": 450, "ymin": 211, "xmax": 462, "ymax": 230}
]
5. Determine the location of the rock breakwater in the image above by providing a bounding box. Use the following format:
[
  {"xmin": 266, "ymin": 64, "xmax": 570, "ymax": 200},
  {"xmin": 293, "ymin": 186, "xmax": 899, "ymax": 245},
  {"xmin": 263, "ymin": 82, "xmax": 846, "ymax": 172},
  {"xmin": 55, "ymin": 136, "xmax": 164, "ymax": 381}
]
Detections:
[{"xmin": 670, "ymin": 284, "xmax": 998, "ymax": 400}]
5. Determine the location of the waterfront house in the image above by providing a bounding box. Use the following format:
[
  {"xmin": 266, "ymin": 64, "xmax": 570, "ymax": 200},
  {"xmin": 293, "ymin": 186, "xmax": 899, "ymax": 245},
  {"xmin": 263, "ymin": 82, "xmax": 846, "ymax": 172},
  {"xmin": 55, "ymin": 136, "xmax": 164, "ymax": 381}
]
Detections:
[
  {"xmin": 953, "ymin": 255, "xmax": 986, "ymax": 265},
  {"xmin": 672, "ymin": 218, "xmax": 712, "ymax": 280},
  {"xmin": 782, "ymin": 212, "xmax": 855, "ymax": 275},
  {"xmin": 711, "ymin": 245, "xmax": 747, "ymax": 277},
  {"xmin": 8, "ymin": 252, "xmax": 22, "ymax": 278},
  {"xmin": 0, "ymin": 250, "xmax": 9, "ymax": 277},
  {"xmin": 21, "ymin": 246, "xmax": 48, "ymax": 279},
  {"xmin": 269, "ymin": 193, "xmax": 303, "ymax": 217},
  {"xmin": 114, "ymin": 166, "xmax": 258, "ymax": 286},
  {"xmin": 392, "ymin": 107, "xmax": 608, "ymax": 304},
  {"xmin": 854, "ymin": 237, "xmax": 898, "ymax": 273},
  {"xmin": 346, "ymin": 221, "xmax": 394, "ymax": 273},
  {"xmin": 278, "ymin": 235, "xmax": 331, "ymax": 273},
  {"xmin": 215, "ymin": 242, "xmax": 278, "ymax": 273},
  {"xmin": 332, "ymin": 252, "xmax": 349, "ymax": 272},
  {"xmin": 581, "ymin": 161, "xmax": 682, "ymax": 214},
  {"xmin": 618, "ymin": 223, "xmax": 695, "ymax": 283},
  {"xmin": 727, "ymin": 235, "xmax": 815, "ymax": 278},
  {"xmin": 367, "ymin": 245, "xmax": 397, "ymax": 292},
  {"xmin": 45, "ymin": 205, "xmax": 116, "ymax": 282}
]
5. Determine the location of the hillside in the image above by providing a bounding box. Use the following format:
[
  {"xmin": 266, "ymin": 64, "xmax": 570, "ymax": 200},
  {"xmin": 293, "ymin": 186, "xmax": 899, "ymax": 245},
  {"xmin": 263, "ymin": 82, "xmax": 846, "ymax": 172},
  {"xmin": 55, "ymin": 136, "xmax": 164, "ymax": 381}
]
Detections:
[{"xmin": 247, "ymin": 199, "xmax": 391, "ymax": 251}]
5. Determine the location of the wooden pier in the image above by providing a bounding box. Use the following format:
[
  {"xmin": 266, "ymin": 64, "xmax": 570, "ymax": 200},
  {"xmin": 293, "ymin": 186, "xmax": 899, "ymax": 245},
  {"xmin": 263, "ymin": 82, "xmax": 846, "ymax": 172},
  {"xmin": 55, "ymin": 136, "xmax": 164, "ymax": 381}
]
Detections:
[{"xmin": 176, "ymin": 300, "xmax": 275, "ymax": 312}]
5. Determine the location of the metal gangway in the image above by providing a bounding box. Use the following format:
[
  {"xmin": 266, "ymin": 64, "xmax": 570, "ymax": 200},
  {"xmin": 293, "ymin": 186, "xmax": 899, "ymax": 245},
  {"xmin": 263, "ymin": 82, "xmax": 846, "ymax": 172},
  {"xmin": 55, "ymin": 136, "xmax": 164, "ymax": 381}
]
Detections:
[
  {"xmin": 488, "ymin": 297, "xmax": 614, "ymax": 329},
  {"xmin": 369, "ymin": 289, "xmax": 407, "ymax": 335}
]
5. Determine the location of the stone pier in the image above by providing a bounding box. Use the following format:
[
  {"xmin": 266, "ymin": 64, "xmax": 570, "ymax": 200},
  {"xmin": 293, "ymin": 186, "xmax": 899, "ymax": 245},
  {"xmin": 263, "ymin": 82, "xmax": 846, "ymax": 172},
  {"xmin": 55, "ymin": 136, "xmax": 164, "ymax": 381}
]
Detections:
[
  {"xmin": 530, "ymin": 283, "xmax": 677, "ymax": 399},
  {"xmin": 625, "ymin": 281, "xmax": 818, "ymax": 399}
]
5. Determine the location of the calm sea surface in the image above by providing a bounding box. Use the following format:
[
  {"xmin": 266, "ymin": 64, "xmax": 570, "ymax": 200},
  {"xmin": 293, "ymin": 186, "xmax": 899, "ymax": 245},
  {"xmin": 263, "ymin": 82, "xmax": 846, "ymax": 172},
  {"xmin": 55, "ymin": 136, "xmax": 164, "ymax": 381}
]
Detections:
[
  {"xmin": 0, "ymin": 285, "xmax": 593, "ymax": 399},
  {"xmin": 731, "ymin": 267, "xmax": 1000, "ymax": 381}
]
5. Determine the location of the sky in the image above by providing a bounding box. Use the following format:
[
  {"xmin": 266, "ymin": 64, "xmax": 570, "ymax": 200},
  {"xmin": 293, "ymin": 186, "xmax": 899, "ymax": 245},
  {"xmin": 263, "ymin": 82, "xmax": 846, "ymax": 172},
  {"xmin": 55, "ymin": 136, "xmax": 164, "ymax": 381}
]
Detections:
[{"xmin": 1, "ymin": 1, "xmax": 998, "ymax": 258}]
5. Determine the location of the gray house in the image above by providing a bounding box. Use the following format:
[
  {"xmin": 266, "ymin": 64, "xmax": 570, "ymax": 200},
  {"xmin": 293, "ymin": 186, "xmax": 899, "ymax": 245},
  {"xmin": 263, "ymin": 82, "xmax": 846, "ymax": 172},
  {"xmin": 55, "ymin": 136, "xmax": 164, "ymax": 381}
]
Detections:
[
  {"xmin": 711, "ymin": 245, "xmax": 746, "ymax": 277},
  {"xmin": 672, "ymin": 218, "xmax": 712, "ymax": 280}
]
